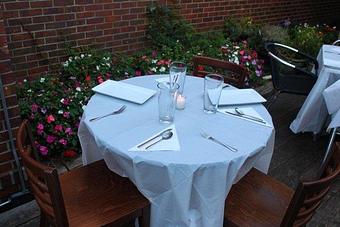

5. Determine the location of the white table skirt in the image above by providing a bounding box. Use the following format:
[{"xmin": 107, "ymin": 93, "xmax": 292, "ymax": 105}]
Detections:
[
  {"xmin": 79, "ymin": 75, "xmax": 275, "ymax": 227},
  {"xmin": 290, "ymin": 45, "xmax": 340, "ymax": 134}
]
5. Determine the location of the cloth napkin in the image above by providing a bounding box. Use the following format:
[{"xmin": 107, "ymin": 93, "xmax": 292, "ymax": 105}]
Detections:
[
  {"xmin": 128, "ymin": 125, "xmax": 180, "ymax": 152},
  {"xmin": 218, "ymin": 107, "xmax": 272, "ymax": 127}
]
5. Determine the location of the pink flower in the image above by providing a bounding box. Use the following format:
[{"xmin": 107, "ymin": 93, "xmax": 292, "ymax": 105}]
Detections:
[
  {"xmin": 239, "ymin": 50, "xmax": 245, "ymax": 56},
  {"xmin": 39, "ymin": 146, "xmax": 48, "ymax": 156},
  {"xmin": 97, "ymin": 76, "xmax": 104, "ymax": 84},
  {"xmin": 61, "ymin": 98, "xmax": 70, "ymax": 105},
  {"xmin": 31, "ymin": 103, "xmax": 39, "ymax": 112},
  {"xmin": 46, "ymin": 115, "xmax": 55, "ymax": 124},
  {"xmin": 37, "ymin": 123, "xmax": 44, "ymax": 131},
  {"xmin": 63, "ymin": 112, "xmax": 70, "ymax": 118},
  {"xmin": 65, "ymin": 127, "xmax": 72, "ymax": 135},
  {"xmin": 54, "ymin": 124, "xmax": 63, "ymax": 132},
  {"xmin": 135, "ymin": 70, "xmax": 142, "ymax": 76},
  {"xmin": 46, "ymin": 135, "xmax": 56, "ymax": 144},
  {"xmin": 59, "ymin": 138, "xmax": 67, "ymax": 146}
]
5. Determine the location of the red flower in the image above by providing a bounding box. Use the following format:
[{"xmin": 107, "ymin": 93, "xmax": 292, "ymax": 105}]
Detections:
[
  {"xmin": 197, "ymin": 65, "xmax": 204, "ymax": 71},
  {"xmin": 54, "ymin": 124, "xmax": 63, "ymax": 132},
  {"xmin": 63, "ymin": 150, "xmax": 77, "ymax": 158},
  {"xmin": 135, "ymin": 70, "xmax": 142, "ymax": 76},
  {"xmin": 85, "ymin": 74, "xmax": 91, "ymax": 81},
  {"xmin": 46, "ymin": 115, "xmax": 55, "ymax": 124}
]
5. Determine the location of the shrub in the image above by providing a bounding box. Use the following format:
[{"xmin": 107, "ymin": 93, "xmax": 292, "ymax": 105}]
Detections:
[
  {"xmin": 17, "ymin": 76, "xmax": 84, "ymax": 158},
  {"xmin": 289, "ymin": 23, "xmax": 323, "ymax": 57},
  {"xmin": 146, "ymin": 4, "xmax": 194, "ymax": 49}
]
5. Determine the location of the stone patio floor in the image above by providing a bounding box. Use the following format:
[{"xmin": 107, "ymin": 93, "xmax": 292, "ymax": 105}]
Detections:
[{"xmin": 0, "ymin": 93, "xmax": 339, "ymax": 226}]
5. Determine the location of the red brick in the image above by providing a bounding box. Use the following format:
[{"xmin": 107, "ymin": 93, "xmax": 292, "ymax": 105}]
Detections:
[
  {"xmin": 4, "ymin": 2, "xmax": 29, "ymax": 10},
  {"xmin": 30, "ymin": 1, "xmax": 53, "ymax": 8},
  {"xmin": 20, "ymin": 9, "xmax": 43, "ymax": 17}
]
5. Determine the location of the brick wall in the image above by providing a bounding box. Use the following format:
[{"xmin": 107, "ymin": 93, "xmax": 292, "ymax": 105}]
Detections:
[
  {"xmin": 1, "ymin": 0, "xmax": 340, "ymax": 81},
  {"xmin": 0, "ymin": 0, "xmax": 339, "ymax": 199},
  {"xmin": 0, "ymin": 3, "xmax": 22, "ymax": 198}
]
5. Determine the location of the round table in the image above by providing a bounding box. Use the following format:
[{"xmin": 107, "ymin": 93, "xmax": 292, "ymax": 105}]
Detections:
[{"xmin": 79, "ymin": 75, "xmax": 275, "ymax": 227}]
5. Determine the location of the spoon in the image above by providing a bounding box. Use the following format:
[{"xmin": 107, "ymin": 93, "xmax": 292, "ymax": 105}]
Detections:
[
  {"xmin": 234, "ymin": 108, "xmax": 266, "ymax": 123},
  {"xmin": 144, "ymin": 130, "xmax": 173, "ymax": 150}
]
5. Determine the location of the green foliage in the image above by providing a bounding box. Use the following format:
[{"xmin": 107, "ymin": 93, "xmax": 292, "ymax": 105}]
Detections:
[
  {"xmin": 289, "ymin": 24, "xmax": 323, "ymax": 57},
  {"xmin": 146, "ymin": 4, "xmax": 195, "ymax": 49},
  {"xmin": 224, "ymin": 17, "xmax": 263, "ymax": 52},
  {"xmin": 261, "ymin": 25, "xmax": 290, "ymax": 44}
]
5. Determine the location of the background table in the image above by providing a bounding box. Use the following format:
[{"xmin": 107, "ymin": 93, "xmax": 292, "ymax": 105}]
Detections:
[
  {"xmin": 79, "ymin": 75, "xmax": 275, "ymax": 227},
  {"xmin": 291, "ymin": 45, "xmax": 340, "ymax": 134}
]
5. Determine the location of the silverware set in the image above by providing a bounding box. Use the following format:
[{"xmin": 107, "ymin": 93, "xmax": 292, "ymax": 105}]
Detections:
[{"xmin": 225, "ymin": 107, "xmax": 266, "ymax": 124}]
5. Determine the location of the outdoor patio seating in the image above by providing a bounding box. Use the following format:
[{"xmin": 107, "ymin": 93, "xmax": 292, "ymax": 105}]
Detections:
[
  {"xmin": 16, "ymin": 120, "xmax": 150, "ymax": 227},
  {"xmin": 192, "ymin": 56, "xmax": 249, "ymax": 88},
  {"xmin": 224, "ymin": 142, "xmax": 340, "ymax": 227}
]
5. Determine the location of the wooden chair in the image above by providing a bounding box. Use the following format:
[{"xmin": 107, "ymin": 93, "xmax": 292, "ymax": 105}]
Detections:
[
  {"xmin": 192, "ymin": 56, "xmax": 249, "ymax": 88},
  {"xmin": 17, "ymin": 119, "xmax": 150, "ymax": 227},
  {"xmin": 224, "ymin": 142, "xmax": 340, "ymax": 227}
]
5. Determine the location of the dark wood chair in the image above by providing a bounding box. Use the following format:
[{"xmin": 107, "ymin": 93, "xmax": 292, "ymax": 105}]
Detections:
[
  {"xmin": 17, "ymin": 119, "xmax": 150, "ymax": 227},
  {"xmin": 224, "ymin": 142, "xmax": 340, "ymax": 227},
  {"xmin": 192, "ymin": 56, "xmax": 249, "ymax": 88}
]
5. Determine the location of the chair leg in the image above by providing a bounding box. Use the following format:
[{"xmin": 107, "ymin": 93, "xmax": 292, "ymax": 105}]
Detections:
[
  {"xmin": 39, "ymin": 212, "xmax": 48, "ymax": 227},
  {"xmin": 266, "ymin": 90, "xmax": 281, "ymax": 110},
  {"xmin": 138, "ymin": 205, "xmax": 151, "ymax": 227}
]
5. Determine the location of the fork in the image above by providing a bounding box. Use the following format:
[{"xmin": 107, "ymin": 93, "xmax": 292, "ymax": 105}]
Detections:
[
  {"xmin": 200, "ymin": 132, "xmax": 238, "ymax": 152},
  {"xmin": 89, "ymin": 105, "xmax": 126, "ymax": 122}
]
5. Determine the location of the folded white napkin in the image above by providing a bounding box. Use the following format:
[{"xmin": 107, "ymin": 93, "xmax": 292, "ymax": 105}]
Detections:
[
  {"xmin": 129, "ymin": 125, "xmax": 180, "ymax": 152},
  {"xmin": 219, "ymin": 89, "xmax": 266, "ymax": 106},
  {"xmin": 218, "ymin": 107, "xmax": 272, "ymax": 127}
]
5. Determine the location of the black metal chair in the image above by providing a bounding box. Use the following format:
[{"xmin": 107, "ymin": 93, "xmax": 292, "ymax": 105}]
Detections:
[
  {"xmin": 332, "ymin": 40, "xmax": 340, "ymax": 45},
  {"xmin": 265, "ymin": 42, "xmax": 319, "ymax": 108}
]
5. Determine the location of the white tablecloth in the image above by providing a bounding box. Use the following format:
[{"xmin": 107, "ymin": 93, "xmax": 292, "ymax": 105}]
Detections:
[
  {"xmin": 79, "ymin": 75, "xmax": 275, "ymax": 227},
  {"xmin": 290, "ymin": 45, "xmax": 340, "ymax": 134},
  {"xmin": 323, "ymin": 79, "xmax": 340, "ymax": 129}
]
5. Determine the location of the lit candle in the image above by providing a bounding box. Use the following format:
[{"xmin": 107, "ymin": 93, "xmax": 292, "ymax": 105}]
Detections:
[{"xmin": 176, "ymin": 95, "xmax": 186, "ymax": 110}]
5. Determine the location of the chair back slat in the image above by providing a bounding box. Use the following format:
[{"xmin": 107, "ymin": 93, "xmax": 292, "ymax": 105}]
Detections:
[
  {"xmin": 281, "ymin": 142, "xmax": 340, "ymax": 227},
  {"xmin": 192, "ymin": 56, "xmax": 248, "ymax": 88},
  {"xmin": 17, "ymin": 120, "xmax": 69, "ymax": 227}
]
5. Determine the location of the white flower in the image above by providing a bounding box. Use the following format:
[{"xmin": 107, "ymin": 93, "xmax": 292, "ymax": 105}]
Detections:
[
  {"xmin": 151, "ymin": 67, "xmax": 157, "ymax": 72},
  {"xmin": 106, "ymin": 63, "xmax": 110, "ymax": 67},
  {"xmin": 60, "ymin": 98, "xmax": 65, "ymax": 103},
  {"xmin": 68, "ymin": 57, "xmax": 73, "ymax": 61},
  {"xmin": 58, "ymin": 110, "xmax": 63, "ymax": 114},
  {"xmin": 96, "ymin": 66, "xmax": 100, "ymax": 71},
  {"xmin": 246, "ymin": 62, "xmax": 249, "ymax": 66},
  {"xmin": 63, "ymin": 61, "xmax": 69, "ymax": 67},
  {"xmin": 23, "ymin": 79, "xmax": 27, "ymax": 83},
  {"xmin": 151, "ymin": 60, "xmax": 157, "ymax": 64},
  {"xmin": 40, "ymin": 78, "xmax": 45, "ymax": 83},
  {"xmin": 233, "ymin": 51, "xmax": 238, "ymax": 55},
  {"xmin": 159, "ymin": 66, "xmax": 166, "ymax": 72},
  {"xmin": 27, "ymin": 89, "xmax": 32, "ymax": 93},
  {"xmin": 75, "ymin": 56, "xmax": 79, "ymax": 60},
  {"xmin": 88, "ymin": 54, "xmax": 92, "ymax": 57},
  {"xmin": 76, "ymin": 87, "xmax": 81, "ymax": 92},
  {"xmin": 80, "ymin": 54, "xmax": 85, "ymax": 58}
]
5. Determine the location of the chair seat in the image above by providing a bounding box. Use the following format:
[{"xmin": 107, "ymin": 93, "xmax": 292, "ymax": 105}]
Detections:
[
  {"xmin": 60, "ymin": 160, "xmax": 149, "ymax": 227},
  {"xmin": 225, "ymin": 168, "xmax": 294, "ymax": 227}
]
